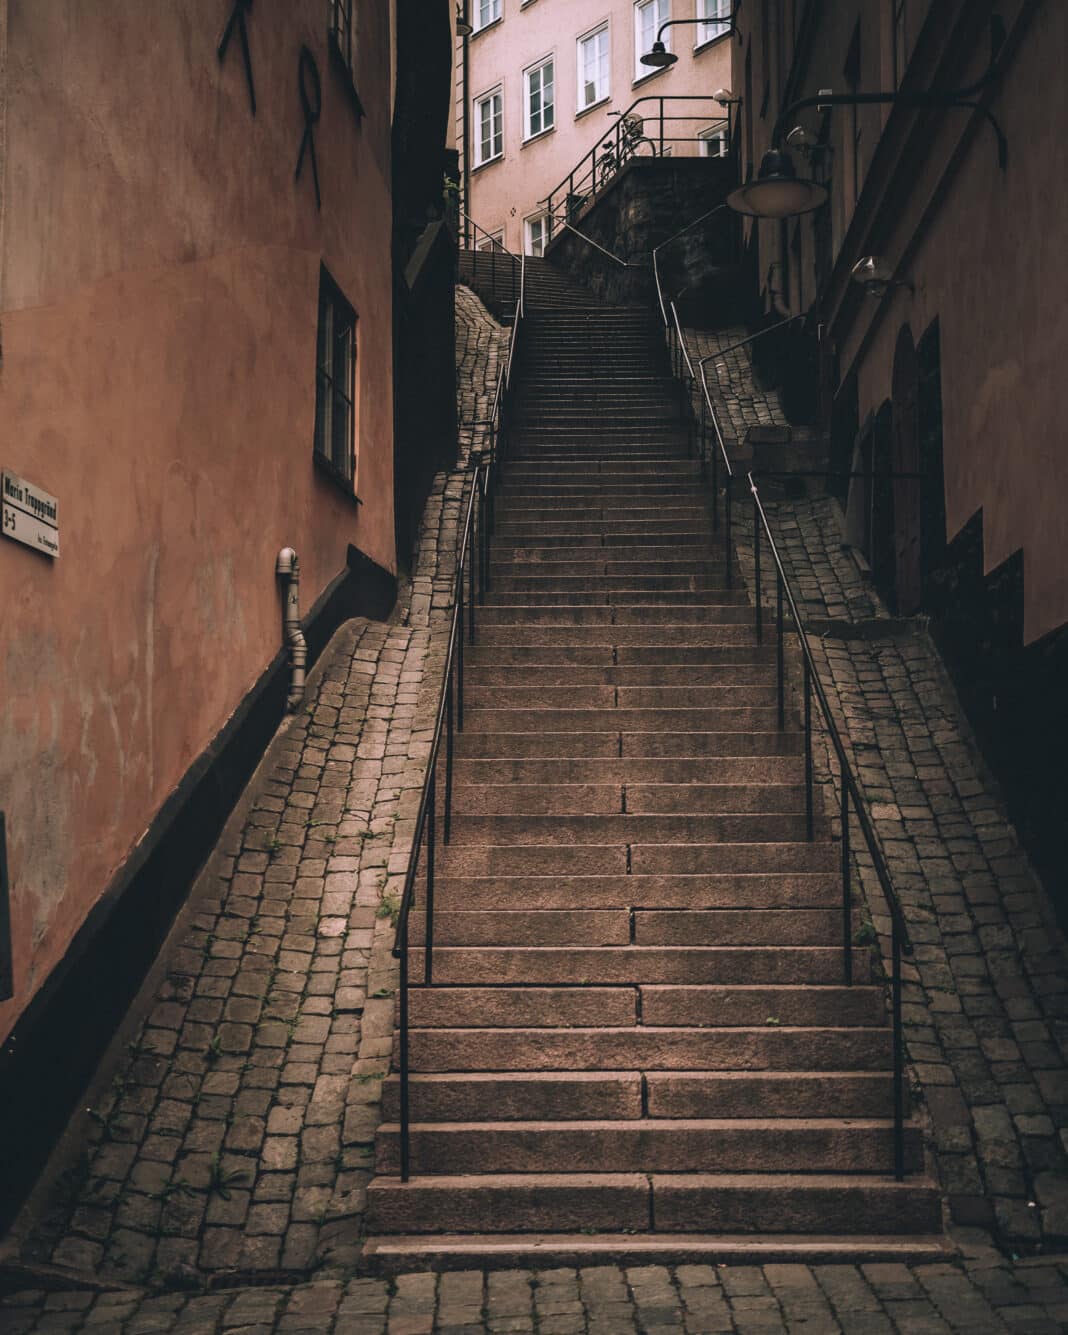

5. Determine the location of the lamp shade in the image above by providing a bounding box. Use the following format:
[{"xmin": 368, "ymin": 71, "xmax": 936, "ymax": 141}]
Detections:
[
  {"xmin": 727, "ymin": 149, "xmax": 828, "ymax": 218},
  {"xmin": 456, "ymin": 7, "xmax": 473, "ymax": 36},
  {"xmin": 640, "ymin": 41, "xmax": 677, "ymax": 67}
]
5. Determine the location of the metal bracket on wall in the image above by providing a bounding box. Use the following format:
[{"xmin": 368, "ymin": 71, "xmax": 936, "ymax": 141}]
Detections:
[
  {"xmin": 295, "ymin": 46, "xmax": 322, "ymax": 211},
  {"xmin": 0, "ymin": 812, "xmax": 12, "ymax": 1002}
]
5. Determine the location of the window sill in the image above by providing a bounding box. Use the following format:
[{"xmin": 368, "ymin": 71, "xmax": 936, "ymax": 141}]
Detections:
[
  {"xmin": 314, "ymin": 450, "xmax": 361, "ymax": 505},
  {"xmin": 522, "ymin": 124, "xmax": 555, "ymax": 147},
  {"xmin": 632, "ymin": 64, "xmax": 671, "ymax": 89},
  {"xmin": 470, "ymin": 16, "xmax": 503, "ymax": 40},
  {"xmin": 693, "ymin": 30, "xmax": 731, "ymax": 55},
  {"xmin": 575, "ymin": 94, "xmax": 611, "ymax": 121},
  {"xmin": 471, "ymin": 153, "xmax": 504, "ymax": 174}
]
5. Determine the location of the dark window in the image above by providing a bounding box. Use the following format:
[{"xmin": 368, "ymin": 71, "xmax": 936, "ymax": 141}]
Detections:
[
  {"xmin": 329, "ymin": 0, "xmax": 364, "ymax": 113},
  {"xmin": 314, "ymin": 268, "xmax": 357, "ymax": 485}
]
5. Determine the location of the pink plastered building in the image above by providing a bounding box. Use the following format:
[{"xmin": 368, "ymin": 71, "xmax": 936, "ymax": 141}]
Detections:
[{"xmin": 457, "ymin": 0, "xmax": 734, "ymax": 255}]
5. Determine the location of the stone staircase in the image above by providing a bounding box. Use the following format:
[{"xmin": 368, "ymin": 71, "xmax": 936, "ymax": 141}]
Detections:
[
  {"xmin": 363, "ymin": 283, "xmax": 945, "ymax": 1268},
  {"xmin": 458, "ymin": 251, "xmax": 604, "ymax": 317}
]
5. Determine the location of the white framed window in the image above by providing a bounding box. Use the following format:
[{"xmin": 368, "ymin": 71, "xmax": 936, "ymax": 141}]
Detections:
[
  {"xmin": 474, "ymin": 0, "xmax": 502, "ymax": 33},
  {"xmin": 699, "ymin": 124, "xmax": 729, "ymax": 157},
  {"xmin": 577, "ymin": 23, "xmax": 610, "ymax": 111},
  {"xmin": 474, "ymin": 87, "xmax": 503, "ymax": 166},
  {"xmin": 696, "ymin": 0, "xmax": 731, "ymax": 46},
  {"xmin": 635, "ymin": 0, "xmax": 669, "ymax": 80},
  {"xmin": 524, "ymin": 56, "xmax": 555, "ymax": 139},
  {"xmin": 525, "ymin": 214, "xmax": 549, "ymax": 257},
  {"xmin": 478, "ymin": 229, "xmax": 505, "ymax": 252}
]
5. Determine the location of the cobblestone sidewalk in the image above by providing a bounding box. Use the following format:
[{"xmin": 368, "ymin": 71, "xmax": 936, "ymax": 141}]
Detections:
[
  {"xmin": 686, "ymin": 323, "xmax": 1068, "ymax": 1251},
  {"xmin": 4, "ymin": 1247, "xmax": 1068, "ymax": 1333},
  {"xmin": 0, "ymin": 289, "xmax": 506, "ymax": 1291}
]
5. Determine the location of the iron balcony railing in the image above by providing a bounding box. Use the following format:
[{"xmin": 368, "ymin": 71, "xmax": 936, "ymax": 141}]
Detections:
[
  {"xmin": 653, "ymin": 235, "xmax": 913, "ymax": 1179},
  {"xmin": 541, "ymin": 96, "xmax": 731, "ymax": 233},
  {"xmin": 392, "ymin": 248, "xmax": 525, "ymax": 1182}
]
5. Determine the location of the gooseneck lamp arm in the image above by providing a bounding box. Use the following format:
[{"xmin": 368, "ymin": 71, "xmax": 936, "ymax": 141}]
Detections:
[
  {"xmin": 770, "ymin": 15, "xmax": 1008, "ymax": 168},
  {"xmin": 655, "ymin": 8, "xmax": 742, "ymax": 47}
]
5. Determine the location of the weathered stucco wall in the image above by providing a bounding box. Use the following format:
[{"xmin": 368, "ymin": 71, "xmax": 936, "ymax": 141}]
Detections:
[
  {"xmin": 0, "ymin": 0, "xmax": 394, "ymax": 1042},
  {"xmin": 842, "ymin": 2, "xmax": 1068, "ymax": 645},
  {"xmin": 734, "ymin": 0, "xmax": 1067, "ymax": 646}
]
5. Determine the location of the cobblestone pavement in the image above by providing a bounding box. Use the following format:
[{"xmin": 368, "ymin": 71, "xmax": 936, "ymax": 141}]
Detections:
[
  {"xmin": 684, "ymin": 324, "xmax": 1068, "ymax": 1251},
  {"xmin": 4, "ymin": 1247, "xmax": 1068, "ymax": 1333},
  {"xmin": 3, "ymin": 296, "xmax": 1068, "ymax": 1329},
  {"xmin": 0, "ymin": 290, "xmax": 506, "ymax": 1291}
]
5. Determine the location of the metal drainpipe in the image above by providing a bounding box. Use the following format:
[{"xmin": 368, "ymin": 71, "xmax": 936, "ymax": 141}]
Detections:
[{"xmin": 276, "ymin": 548, "xmax": 307, "ymax": 712}]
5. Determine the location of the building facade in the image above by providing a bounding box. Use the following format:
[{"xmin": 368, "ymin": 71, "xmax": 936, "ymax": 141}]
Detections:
[
  {"xmin": 731, "ymin": 0, "xmax": 1068, "ymax": 911},
  {"xmin": 0, "ymin": 0, "xmax": 453, "ymax": 1217},
  {"xmin": 458, "ymin": 0, "xmax": 733, "ymax": 254}
]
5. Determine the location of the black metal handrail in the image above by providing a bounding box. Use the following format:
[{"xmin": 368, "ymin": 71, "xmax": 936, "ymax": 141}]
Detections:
[
  {"xmin": 542, "ymin": 97, "xmax": 731, "ymax": 230},
  {"xmin": 654, "ymin": 247, "xmax": 913, "ymax": 1179},
  {"xmin": 392, "ymin": 251, "xmax": 526, "ymax": 1182},
  {"xmin": 458, "ymin": 209, "xmax": 523, "ymax": 310},
  {"xmin": 747, "ymin": 473, "xmax": 913, "ymax": 1180}
]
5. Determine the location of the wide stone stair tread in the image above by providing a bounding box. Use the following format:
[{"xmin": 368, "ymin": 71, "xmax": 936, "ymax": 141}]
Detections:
[
  {"xmin": 364, "ymin": 278, "xmax": 942, "ymax": 1267},
  {"xmin": 362, "ymin": 1232, "xmax": 952, "ymax": 1269},
  {"xmin": 366, "ymin": 1173, "xmax": 942, "ymax": 1236}
]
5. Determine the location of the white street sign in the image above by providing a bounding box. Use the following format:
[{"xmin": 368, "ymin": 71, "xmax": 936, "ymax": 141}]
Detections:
[{"xmin": 2, "ymin": 470, "xmax": 59, "ymax": 558}]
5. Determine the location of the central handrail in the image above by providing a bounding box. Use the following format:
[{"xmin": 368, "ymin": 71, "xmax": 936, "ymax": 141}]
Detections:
[
  {"xmin": 654, "ymin": 244, "xmax": 913, "ymax": 1179},
  {"xmin": 747, "ymin": 472, "xmax": 913, "ymax": 1181},
  {"xmin": 392, "ymin": 238, "xmax": 527, "ymax": 1182}
]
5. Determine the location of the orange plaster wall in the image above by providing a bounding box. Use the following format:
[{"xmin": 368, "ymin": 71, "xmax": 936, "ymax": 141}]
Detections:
[{"xmin": 0, "ymin": 0, "xmax": 395, "ymax": 1041}]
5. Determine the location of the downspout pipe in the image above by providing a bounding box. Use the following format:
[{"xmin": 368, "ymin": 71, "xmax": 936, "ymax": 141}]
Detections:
[{"xmin": 276, "ymin": 547, "xmax": 307, "ymax": 712}]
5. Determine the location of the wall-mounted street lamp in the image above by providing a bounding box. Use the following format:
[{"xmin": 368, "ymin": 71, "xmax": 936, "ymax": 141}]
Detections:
[
  {"xmin": 456, "ymin": 5, "xmax": 472, "ymax": 37},
  {"xmin": 641, "ymin": 9, "xmax": 741, "ymax": 68},
  {"xmin": 851, "ymin": 256, "xmax": 914, "ymax": 298},
  {"xmin": 728, "ymin": 14, "xmax": 1008, "ymax": 219}
]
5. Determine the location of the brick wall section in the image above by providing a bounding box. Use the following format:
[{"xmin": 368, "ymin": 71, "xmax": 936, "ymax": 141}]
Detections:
[
  {"xmin": 5, "ymin": 289, "xmax": 506, "ymax": 1288},
  {"xmin": 684, "ymin": 322, "xmax": 1068, "ymax": 1249}
]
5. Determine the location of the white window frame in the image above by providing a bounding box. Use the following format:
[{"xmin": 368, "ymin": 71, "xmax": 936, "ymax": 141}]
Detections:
[
  {"xmin": 634, "ymin": 0, "xmax": 670, "ymax": 81},
  {"xmin": 696, "ymin": 0, "xmax": 731, "ymax": 47},
  {"xmin": 699, "ymin": 124, "xmax": 729, "ymax": 158},
  {"xmin": 477, "ymin": 228, "xmax": 506, "ymax": 252},
  {"xmin": 577, "ymin": 22, "xmax": 611, "ymax": 112},
  {"xmin": 473, "ymin": 0, "xmax": 502, "ymax": 34},
  {"xmin": 523, "ymin": 54, "xmax": 555, "ymax": 140},
  {"xmin": 524, "ymin": 213, "xmax": 549, "ymax": 257},
  {"xmin": 474, "ymin": 86, "xmax": 504, "ymax": 167}
]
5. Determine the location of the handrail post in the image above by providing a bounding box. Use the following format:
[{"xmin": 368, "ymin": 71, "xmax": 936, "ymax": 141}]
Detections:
[
  {"xmin": 468, "ymin": 494, "xmax": 477, "ymax": 643},
  {"xmin": 803, "ymin": 657, "xmax": 814, "ymax": 841},
  {"xmin": 725, "ymin": 486, "xmax": 732, "ymax": 587},
  {"xmin": 399, "ymin": 933, "xmax": 410, "ymax": 1182},
  {"xmin": 776, "ymin": 573, "xmax": 785, "ymax": 730},
  {"xmin": 445, "ymin": 654, "xmax": 455, "ymax": 843},
  {"xmin": 841, "ymin": 769, "xmax": 852, "ymax": 985},
  {"xmin": 425, "ymin": 772, "xmax": 435, "ymax": 985},
  {"xmin": 753, "ymin": 494, "xmax": 763, "ymax": 646},
  {"xmin": 659, "ymin": 98, "xmax": 665, "ymax": 155},
  {"xmin": 457, "ymin": 570, "xmax": 465, "ymax": 730},
  {"xmin": 892, "ymin": 921, "xmax": 905, "ymax": 1180}
]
